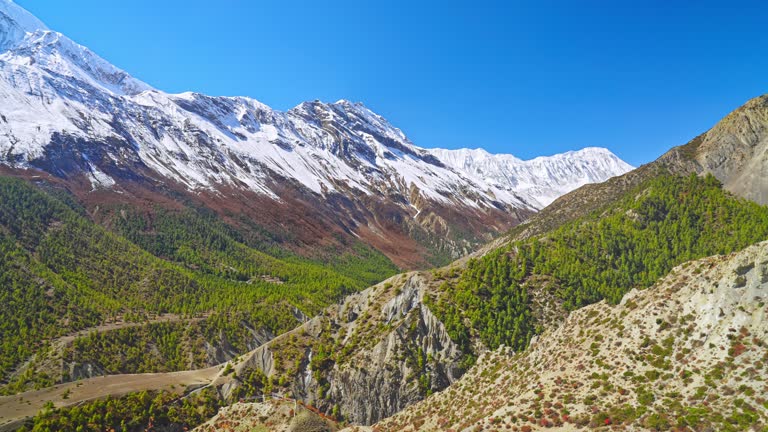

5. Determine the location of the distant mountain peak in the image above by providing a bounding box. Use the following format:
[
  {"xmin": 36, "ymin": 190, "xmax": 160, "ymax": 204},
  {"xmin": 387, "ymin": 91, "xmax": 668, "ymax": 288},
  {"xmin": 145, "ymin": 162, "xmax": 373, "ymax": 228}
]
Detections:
[
  {"xmin": 334, "ymin": 98, "xmax": 357, "ymax": 105},
  {"xmin": 430, "ymin": 146, "xmax": 633, "ymax": 208}
]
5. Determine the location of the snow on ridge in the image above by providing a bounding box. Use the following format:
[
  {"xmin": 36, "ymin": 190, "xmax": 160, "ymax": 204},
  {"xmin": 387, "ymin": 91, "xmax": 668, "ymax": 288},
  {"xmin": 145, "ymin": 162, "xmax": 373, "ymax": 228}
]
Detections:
[
  {"xmin": 6, "ymin": 29, "xmax": 153, "ymax": 96},
  {"xmin": 0, "ymin": 1, "xmax": 151, "ymax": 96},
  {"xmin": 0, "ymin": 0, "xmax": 49, "ymax": 49},
  {"xmin": 430, "ymin": 147, "xmax": 634, "ymax": 208},
  {"xmin": 0, "ymin": 1, "xmax": 634, "ymax": 213}
]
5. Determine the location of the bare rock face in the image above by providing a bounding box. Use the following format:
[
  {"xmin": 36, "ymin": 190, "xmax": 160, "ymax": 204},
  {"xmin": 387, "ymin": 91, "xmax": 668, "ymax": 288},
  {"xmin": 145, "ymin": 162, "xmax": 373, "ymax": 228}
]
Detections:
[
  {"xmin": 68, "ymin": 362, "xmax": 105, "ymax": 382},
  {"xmin": 219, "ymin": 273, "xmax": 465, "ymax": 425},
  {"xmin": 204, "ymin": 326, "xmax": 276, "ymax": 366},
  {"xmin": 694, "ymin": 95, "xmax": 768, "ymax": 205},
  {"xmin": 323, "ymin": 304, "xmax": 462, "ymax": 424}
]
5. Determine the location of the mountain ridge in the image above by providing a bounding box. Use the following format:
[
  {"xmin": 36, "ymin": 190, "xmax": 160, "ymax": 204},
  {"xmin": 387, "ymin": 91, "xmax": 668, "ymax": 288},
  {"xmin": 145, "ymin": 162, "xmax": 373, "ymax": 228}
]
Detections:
[
  {"xmin": 0, "ymin": 0, "xmax": 632, "ymax": 267},
  {"xmin": 368, "ymin": 240, "xmax": 768, "ymax": 431},
  {"xmin": 0, "ymin": 0, "xmax": 631, "ymax": 206},
  {"xmin": 430, "ymin": 146, "xmax": 630, "ymax": 208}
]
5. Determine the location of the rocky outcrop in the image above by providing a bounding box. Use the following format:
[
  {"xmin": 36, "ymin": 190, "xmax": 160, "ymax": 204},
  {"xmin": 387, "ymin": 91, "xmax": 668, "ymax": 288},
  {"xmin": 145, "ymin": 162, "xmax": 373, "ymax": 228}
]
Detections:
[
  {"xmin": 67, "ymin": 362, "xmax": 106, "ymax": 382},
  {"xmin": 692, "ymin": 95, "xmax": 768, "ymax": 205},
  {"xmin": 204, "ymin": 326, "xmax": 275, "ymax": 366},
  {"xmin": 323, "ymin": 304, "xmax": 462, "ymax": 424},
  {"xmin": 219, "ymin": 273, "xmax": 465, "ymax": 425}
]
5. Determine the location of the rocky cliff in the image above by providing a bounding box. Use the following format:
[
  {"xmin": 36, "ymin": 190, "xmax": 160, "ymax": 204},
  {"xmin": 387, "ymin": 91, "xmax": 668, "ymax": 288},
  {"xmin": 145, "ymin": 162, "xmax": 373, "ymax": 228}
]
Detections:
[
  {"xmin": 692, "ymin": 95, "xmax": 768, "ymax": 205},
  {"xmin": 210, "ymin": 272, "xmax": 465, "ymax": 425}
]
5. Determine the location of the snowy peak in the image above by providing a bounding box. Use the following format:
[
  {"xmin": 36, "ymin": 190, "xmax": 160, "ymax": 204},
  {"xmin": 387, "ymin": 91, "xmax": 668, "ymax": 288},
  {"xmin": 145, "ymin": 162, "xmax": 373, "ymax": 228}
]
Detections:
[
  {"xmin": 0, "ymin": 0, "xmax": 48, "ymax": 50},
  {"xmin": 0, "ymin": 0, "xmax": 633, "ymax": 213},
  {"xmin": 288, "ymin": 99, "xmax": 410, "ymax": 148},
  {"xmin": 4, "ymin": 30, "xmax": 151, "ymax": 95},
  {"xmin": 429, "ymin": 147, "xmax": 522, "ymax": 169},
  {"xmin": 430, "ymin": 146, "xmax": 634, "ymax": 208},
  {"xmin": 0, "ymin": 1, "xmax": 150, "ymax": 96}
]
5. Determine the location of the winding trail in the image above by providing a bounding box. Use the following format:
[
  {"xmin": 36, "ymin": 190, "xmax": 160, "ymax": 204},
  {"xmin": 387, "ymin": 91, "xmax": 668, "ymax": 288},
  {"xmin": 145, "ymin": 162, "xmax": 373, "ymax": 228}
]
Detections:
[
  {"xmin": 0, "ymin": 314, "xmax": 317, "ymax": 431},
  {"xmin": 0, "ymin": 313, "xmax": 215, "ymax": 431},
  {"xmin": 3, "ymin": 313, "xmax": 210, "ymax": 387},
  {"xmin": 0, "ymin": 306, "xmax": 317, "ymax": 430},
  {"xmin": 53, "ymin": 313, "xmax": 210, "ymax": 346}
]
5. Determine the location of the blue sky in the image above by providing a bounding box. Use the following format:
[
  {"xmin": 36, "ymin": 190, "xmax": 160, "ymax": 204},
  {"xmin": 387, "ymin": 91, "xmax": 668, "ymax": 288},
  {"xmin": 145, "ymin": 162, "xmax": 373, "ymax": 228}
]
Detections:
[{"xmin": 14, "ymin": 0, "xmax": 768, "ymax": 166}]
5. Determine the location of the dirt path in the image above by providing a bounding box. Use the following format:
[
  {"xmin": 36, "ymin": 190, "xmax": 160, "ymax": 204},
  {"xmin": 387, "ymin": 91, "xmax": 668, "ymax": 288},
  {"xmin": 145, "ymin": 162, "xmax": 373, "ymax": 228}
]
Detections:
[
  {"xmin": 3, "ymin": 313, "xmax": 211, "ymax": 388},
  {"xmin": 55, "ymin": 313, "xmax": 210, "ymax": 346},
  {"xmin": 0, "ymin": 366, "xmax": 221, "ymax": 431},
  {"xmin": 0, "ymin": 311, "xmax": 282, "ymax": 430}
]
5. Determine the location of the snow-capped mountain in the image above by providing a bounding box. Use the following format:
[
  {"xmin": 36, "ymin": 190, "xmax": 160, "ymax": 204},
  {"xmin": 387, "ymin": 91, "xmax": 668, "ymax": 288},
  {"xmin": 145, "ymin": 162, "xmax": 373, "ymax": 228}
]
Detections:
[
  {"xmin": 429, "ymin": 147, "xmax": 633, "ymax": 208},
  {"xmin": 0, "ymin": 0, "xmax": 633, "ymax": 266}
]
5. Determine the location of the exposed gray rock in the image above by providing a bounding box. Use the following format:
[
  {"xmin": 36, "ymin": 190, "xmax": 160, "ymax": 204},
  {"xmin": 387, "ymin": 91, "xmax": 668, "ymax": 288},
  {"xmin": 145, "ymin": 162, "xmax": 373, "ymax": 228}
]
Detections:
[
  {"xmin": 222, "ymin": 273, "xmax": 464, "ymax": 425},
  {"xmin": 694, "ymin": 95, "xmax": 768, "ymax": 204},
  {"xmin": 68, "ymin": 362, "xmax": 105, "ymax": 381},
  {"xmin": 205, "ymin": 326, "xmax": 276, "ymax": 366}
]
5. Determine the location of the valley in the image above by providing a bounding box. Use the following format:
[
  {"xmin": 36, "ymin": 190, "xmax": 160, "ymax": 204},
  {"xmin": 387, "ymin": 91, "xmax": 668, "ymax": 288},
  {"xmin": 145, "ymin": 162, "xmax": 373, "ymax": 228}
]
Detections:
[{"xmin": 0, "ymin": 1, "xmax": 767, "ymax": 431}]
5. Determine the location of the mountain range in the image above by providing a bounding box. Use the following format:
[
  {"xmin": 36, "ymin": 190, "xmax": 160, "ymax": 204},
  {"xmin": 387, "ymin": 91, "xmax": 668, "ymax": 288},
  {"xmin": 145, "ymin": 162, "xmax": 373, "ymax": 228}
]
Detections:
[
  {"xmin": 0, "ymin": 0, "xmax": 630, "ymax": 268},
  {"xmin": 174, "ymin": 94, "xmax": 768, "ymax": 431},
  {"xmin": 2, "ymin": 1, "xmax": 768, "ymax": 432}
]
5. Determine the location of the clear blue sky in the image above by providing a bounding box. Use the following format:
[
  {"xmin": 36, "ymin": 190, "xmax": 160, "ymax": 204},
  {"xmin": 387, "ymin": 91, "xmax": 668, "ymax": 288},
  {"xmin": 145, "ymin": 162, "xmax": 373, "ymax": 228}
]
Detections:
[{"xmin": 14, "ymin": 0, "xmax": 768, "ymax": 166}]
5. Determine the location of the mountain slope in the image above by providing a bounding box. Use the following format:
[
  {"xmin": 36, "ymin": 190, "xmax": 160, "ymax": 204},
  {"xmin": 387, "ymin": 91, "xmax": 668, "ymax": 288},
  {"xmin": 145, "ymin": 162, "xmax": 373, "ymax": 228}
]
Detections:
[
  {"xmin": 0, "ymin": 175, "xmax": 388, "ymax": 394},
  {"xmin": 5, "ymin": 94, "xmax": 768, "ymax": 430},
  {"xmin": 425, "ymin": 172, "xmax": 768, "ymax": 367},
  {"xmin": 371, "ymin": 240, "xmax": 768, "ymax": 431},
  {"xmin": 0, "ymin": 0, "xmax": 631, "ymax": 268},
  {"xmin": 192, "ymin": 171, "xmax": 768, "ymax": 426},
  {"xmin": 509, "ymin": 94, "xmax": 768, "ymax": 245}
]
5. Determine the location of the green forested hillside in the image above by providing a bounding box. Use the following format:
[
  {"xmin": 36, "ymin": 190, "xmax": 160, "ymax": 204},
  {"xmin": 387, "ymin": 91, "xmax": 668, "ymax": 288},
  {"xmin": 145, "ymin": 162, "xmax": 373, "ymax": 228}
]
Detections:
[
  {"xmin": 108, "ymin": 206, "xmax": 397, "ymax": 288},
  {"xmin": 429, "ymin": 173, "xmax": 768, "ymax": 362},
  {"xmin": 0, "ymin": 176, "xmax": 397, "ymax": 389},
  {"xmin": 19, "ymin": 388, "xmax": 221, "ymax": 432}
]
